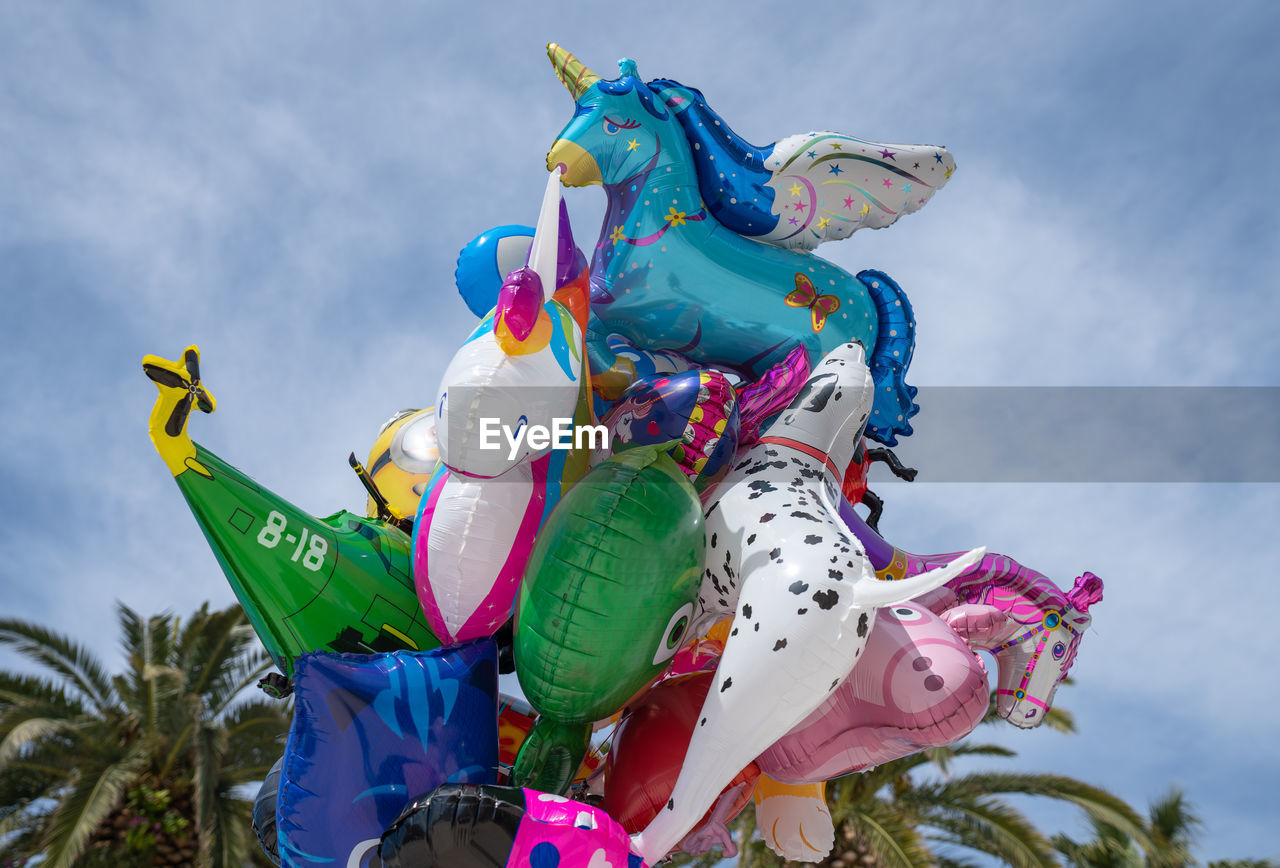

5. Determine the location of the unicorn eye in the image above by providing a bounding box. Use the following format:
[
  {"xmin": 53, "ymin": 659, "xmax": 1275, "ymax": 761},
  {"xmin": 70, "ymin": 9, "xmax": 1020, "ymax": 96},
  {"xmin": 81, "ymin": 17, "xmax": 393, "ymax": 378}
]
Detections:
[
  {"xmin": 602, "ymin": 115, "xmax": 640, "ymax": 135},
  {"xmin": 1052, "ymin": 642, "xmax": 1066, "ymax": 659}
]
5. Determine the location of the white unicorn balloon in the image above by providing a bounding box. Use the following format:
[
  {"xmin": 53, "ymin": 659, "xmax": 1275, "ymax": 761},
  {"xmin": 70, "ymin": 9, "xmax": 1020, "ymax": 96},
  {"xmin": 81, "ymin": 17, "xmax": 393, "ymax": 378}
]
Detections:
[{"xmin": 413, "ymin": 169, "xmax": 595, "ymax": 645}]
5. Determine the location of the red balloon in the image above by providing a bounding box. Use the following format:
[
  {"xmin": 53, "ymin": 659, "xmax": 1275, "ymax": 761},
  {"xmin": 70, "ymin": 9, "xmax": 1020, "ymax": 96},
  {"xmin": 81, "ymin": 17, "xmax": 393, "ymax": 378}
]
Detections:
[{"xmin": 604, "ymin": 672, "xmax": 758, "ymax": 835}]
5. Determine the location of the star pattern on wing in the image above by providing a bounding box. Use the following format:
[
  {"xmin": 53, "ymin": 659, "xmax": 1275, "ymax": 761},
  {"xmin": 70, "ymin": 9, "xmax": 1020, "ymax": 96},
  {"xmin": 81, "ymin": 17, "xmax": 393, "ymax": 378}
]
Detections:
[{"xmin": 755, "ymin": 131, "xmax": 957, "ymax": 251}]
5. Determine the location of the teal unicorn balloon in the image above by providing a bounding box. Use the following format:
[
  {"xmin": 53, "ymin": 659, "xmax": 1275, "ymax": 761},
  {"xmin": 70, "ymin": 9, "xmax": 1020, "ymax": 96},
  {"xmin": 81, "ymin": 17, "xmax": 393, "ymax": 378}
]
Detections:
[{"xmin": 540, "ymin": 44, "xmax": 956, "ymax": 445}]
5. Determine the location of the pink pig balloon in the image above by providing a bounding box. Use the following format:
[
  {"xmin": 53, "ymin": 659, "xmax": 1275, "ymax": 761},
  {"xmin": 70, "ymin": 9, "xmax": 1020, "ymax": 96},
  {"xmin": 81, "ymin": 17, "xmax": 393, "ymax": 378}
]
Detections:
[{"xmin": 755, "ymin": 601, "xmax": 989, "ymax": 784}]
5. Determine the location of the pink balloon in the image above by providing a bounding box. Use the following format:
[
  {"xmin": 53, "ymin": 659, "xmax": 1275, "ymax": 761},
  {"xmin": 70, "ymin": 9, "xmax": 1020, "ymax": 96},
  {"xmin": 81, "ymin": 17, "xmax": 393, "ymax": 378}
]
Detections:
[{"xmin": 755, "ymin": 601, "xmax": 988, "ymax": 784}]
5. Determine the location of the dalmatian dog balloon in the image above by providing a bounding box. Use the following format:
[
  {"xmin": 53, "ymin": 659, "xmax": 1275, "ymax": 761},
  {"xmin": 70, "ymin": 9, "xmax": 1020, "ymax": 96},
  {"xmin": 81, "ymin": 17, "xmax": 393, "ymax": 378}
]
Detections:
[{"xmin": 633, "ymin": 343, "xmax": 984, "ymax": 864}]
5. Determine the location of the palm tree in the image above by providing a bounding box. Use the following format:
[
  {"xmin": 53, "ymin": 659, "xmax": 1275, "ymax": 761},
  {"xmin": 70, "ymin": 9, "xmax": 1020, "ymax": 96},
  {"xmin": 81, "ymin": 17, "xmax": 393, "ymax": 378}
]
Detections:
[
  {"xmin": 0, "ymin": 602, "xmax": 289, "ymax": 867},
  {"xmin": 823, "ymin": 749, "xmax": 1153, "ymax": 868},
  {"xmin": 1054, "ymin": 787, "xmax": 1279, "ymax": 868}
]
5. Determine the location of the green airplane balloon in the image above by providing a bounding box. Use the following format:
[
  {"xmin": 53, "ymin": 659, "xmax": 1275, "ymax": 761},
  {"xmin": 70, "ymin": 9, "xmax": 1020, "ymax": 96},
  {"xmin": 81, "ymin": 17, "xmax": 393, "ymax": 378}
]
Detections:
[
  {"xmin": 512, "ymin": 441, "xmax": 705, "ymax": 792},
  {"xmin": 143, "ymin": 346, "xmax": 440, "ymax": 681}
]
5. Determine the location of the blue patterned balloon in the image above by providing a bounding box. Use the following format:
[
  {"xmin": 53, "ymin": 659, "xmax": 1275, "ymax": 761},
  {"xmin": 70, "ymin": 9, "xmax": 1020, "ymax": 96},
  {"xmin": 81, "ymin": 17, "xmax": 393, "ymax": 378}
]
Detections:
[
  {"xmin": 603, "ymin": 369, "xmax": 741, "ymax": 496},
  {"xmin": 276, "ymin": 641, "xmax": 498, "ymax": 867}
]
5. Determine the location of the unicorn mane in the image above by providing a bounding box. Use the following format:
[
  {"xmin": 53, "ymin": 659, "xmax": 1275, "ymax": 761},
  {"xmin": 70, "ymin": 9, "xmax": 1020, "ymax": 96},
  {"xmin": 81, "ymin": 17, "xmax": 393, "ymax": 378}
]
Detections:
[
  {"xmin": 597, "ymin": 73, "xmax": 670, "ymax": 121},
  {"xmin": 649, "ymin": 79, "xmax": 778, "ymax": 236}
]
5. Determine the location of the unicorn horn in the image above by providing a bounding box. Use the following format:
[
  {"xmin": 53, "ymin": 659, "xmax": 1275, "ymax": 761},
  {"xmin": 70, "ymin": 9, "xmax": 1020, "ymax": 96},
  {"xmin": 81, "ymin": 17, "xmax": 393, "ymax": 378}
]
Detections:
[
  {"xmin": 493, "ymin": 168, "xmax": 563, "ymax": 346},
  {"xmin": 547, "ymin": 43, "xmax": 600, "ymax": 99},
  {"xmin": 527, "ymin": 167, "xmax": 563, "ymax": 301}
]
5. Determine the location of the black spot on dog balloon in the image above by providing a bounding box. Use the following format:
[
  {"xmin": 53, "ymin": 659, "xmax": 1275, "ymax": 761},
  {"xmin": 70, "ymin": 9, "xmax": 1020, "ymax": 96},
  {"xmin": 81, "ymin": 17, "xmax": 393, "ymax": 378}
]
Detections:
[{"xmin": 812, "ymin": 589, "xmax": 839, "ymax": 610}]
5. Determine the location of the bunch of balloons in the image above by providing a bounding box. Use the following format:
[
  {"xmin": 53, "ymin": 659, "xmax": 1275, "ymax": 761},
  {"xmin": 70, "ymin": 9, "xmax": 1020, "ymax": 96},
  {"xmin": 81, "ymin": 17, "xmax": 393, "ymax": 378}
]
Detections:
[{"xmin": 143, "ymin": 44, "xmax": 1105, "ymax": 868}]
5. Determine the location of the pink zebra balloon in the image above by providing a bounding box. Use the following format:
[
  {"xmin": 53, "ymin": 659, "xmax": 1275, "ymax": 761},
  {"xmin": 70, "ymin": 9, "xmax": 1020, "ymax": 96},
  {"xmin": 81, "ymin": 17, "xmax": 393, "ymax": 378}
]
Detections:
[{"xmin": 840, "ymin": 501, "xmax": 1104, "ymax": 729}]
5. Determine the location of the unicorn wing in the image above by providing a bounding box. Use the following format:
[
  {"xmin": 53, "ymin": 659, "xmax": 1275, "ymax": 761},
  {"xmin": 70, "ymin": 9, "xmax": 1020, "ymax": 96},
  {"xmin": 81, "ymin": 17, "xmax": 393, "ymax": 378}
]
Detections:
[{"xmin": 757, "ymin": 132, "xmax": 956, "ymax": 251}]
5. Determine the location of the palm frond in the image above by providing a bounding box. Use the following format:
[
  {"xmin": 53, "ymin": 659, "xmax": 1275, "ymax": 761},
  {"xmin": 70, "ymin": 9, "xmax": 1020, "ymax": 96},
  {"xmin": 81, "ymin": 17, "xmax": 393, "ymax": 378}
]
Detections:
[
  {"xmin": 949, "ymin": 742, "xmax": 1018, "ymax": 761},
  {"xmin": 1145, "ymin": 785, "xmax": 1203, "ymax": 868},
  {"xmin": 36, "ymin": 743, "xmax": 148, "ymax": 868},
  {"xmin": 0, "ymin": 689, "xmax": 85, "ymax": 747},
  {"xmin": 1039, "ymin": 704, "xmax": 1076, "ymax": 733},
  {"xmin": 932, "ymin": 771, "xmax": 1156, "ymax": 853},
  {"xmin": 207, "ymin": 645, "xmax": 276, "ymax": 720},
  {"xmin": 193, "ymin": 717, "xmax": 231, "ymax": 860},
  {"xmin": 138, "ymin": 607, "xmax": 181, "ymax": 741},
  {"xmin": 935, "ymin": 857, "xmax": 983, "ymax": 868},
  {"xmin": 219, "ymin": 699, "xmax": 292, "ymax": 785},
  {"xmin": 0, "ymin": 716, "xmax": 78, "ymax": 766},
  {"xmin": 181, "ymin": 606, "xmax": 255, "ymax": 699},
  {"xmin": 1052, "ymin": 822, "xmax": 1145, "ymax": 868},
  {"xmin": 852, "ymin": 751, "xmax": 941, "ymax": 797},
  {"xmin": 919, "ymin": 794, "xmax": 1058, "ymax": 868},
  {"xmin": 0, "ymin": 618, "xmax": 116, "ymax": 712},
  {"xmin": 6, "ymin": 731, "xmax": 85, "ymax": 778},
  {"xmin": 846, "ymin": 798, "xmax": 935, "ymax": 868},
  {"xmin": 205, "ymin": 793, "xmax": 256, "ymax": 868},
  {"xmin": 0, "ymin": 671, "xmax": 85, "ymax": 716}
]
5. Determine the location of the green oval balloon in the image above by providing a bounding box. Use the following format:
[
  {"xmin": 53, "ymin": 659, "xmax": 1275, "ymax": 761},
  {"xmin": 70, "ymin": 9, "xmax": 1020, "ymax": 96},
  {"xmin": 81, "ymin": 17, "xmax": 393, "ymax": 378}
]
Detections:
[{"xmin": 514, "ymin": 441, "xmax": 705, "ymax": 725}]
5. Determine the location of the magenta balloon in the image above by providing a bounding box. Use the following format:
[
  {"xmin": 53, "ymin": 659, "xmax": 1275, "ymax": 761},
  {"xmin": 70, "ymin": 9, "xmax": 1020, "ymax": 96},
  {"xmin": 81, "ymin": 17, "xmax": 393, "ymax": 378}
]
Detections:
[{"xmin": 755, "ymin": 601, "xmax": 988, "ymax": 784}]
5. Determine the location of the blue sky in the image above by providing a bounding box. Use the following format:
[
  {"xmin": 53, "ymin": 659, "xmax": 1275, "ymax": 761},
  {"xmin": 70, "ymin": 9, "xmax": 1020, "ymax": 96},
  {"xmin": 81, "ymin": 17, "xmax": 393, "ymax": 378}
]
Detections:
[{"xmin": 1, "ymin": 1, "xmax": 1277, "ymax": 862}]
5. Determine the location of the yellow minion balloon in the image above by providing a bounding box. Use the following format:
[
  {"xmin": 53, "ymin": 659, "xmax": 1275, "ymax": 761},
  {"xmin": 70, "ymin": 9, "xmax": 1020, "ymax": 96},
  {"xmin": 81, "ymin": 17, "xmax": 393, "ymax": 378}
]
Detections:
[{"xmin": 363, "ymin": 408, "xmax": 439, "ymax": 521}]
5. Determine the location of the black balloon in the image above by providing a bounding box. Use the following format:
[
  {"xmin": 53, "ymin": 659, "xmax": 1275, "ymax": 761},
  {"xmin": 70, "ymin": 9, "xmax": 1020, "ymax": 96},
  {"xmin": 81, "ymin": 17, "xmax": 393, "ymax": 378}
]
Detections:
[
  {"xmin": 380, "ymin": 784, "xmax": 527, "ymax": 868},
  {"xmin": 253, "ymin": 757, "xmax": 283, "ymax": 866}
]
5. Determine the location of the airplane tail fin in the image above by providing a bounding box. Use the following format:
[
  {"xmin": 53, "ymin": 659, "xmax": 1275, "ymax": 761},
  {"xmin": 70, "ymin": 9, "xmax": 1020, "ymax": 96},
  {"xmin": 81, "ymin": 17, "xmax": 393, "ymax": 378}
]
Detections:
[{"xmin": 142, "ymin": 345, "xmax": 215, "ymax": 477}]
